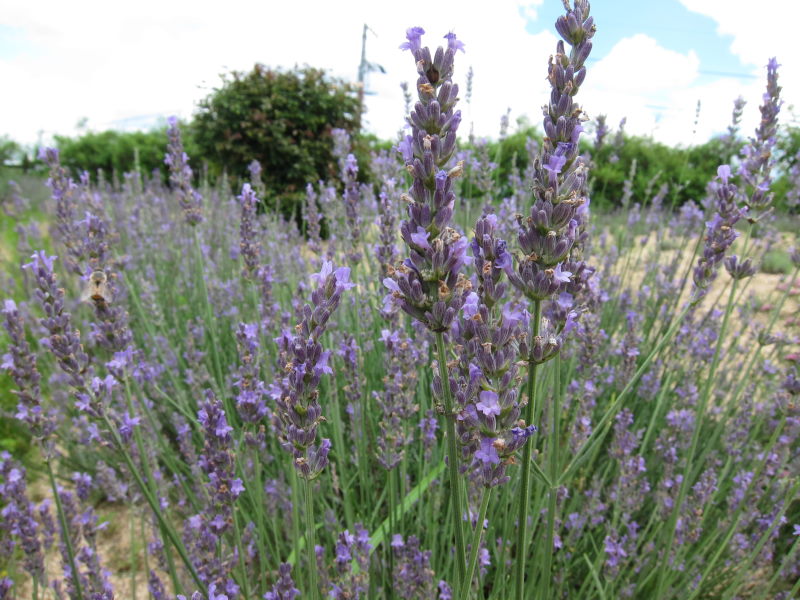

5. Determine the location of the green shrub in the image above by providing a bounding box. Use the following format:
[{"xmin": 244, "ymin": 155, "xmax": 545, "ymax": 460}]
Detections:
[
  {"xmin": 191, "ymin": 64, "xmax": 361, "ymax": 215},
  {"xmin": 55, "ymin": 129, "xmax": 171, "ymax": 181},
  {"xmin": 761, "ymin": 249, "xmax": 793, "ymax": 274}
]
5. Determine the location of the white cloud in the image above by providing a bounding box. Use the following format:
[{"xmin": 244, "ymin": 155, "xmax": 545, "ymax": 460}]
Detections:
[
  {"xmin": 678, "ymin": 0, "xmax": 799, "ymax": 131},
  {"xmin": 581, "ymin": 31, "xmax": 779, "ymax": 147},
  {"xmin": 1, "ymin": 0, "xmax": 793, "ymax": 151},
  {"xmin": 0, "ymin": 0, "xmax": 556, "ymax": 147}
]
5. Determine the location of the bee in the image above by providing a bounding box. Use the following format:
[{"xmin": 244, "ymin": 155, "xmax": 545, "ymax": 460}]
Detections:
[{"xmin": 81, "ymin": 270, "xmax": 112, "ymax": 309}]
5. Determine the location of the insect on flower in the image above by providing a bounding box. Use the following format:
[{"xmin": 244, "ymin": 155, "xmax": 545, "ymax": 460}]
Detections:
[{"xmin": 80, "ymin": 270, "xmax": 112, "ymax": 308}]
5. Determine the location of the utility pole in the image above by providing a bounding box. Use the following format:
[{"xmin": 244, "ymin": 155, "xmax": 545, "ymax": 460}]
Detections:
[{"xmin": 356, "ymin": 24, "xmax": 384, "ymax": 131}]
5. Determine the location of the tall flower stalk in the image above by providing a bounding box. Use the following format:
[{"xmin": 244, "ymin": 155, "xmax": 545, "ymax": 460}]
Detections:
[
  {"xmin": 384, "ymin": 26, "xmax": 470, "ymax": 593},
  {"xmin": 273, "ymin": 260, "xmax": 353, "ymax": 598},
  {"xmin": 165, "ymin": 116, "xmax": 203, "ymax": 226},
  {"xmin": 656, "ymin": 57, "xmax": 783, "ymax": 598},
  {"xmin": 456, "ymin": 214, "xmax": 536, "ymax": 597},
  {"xmin": 504, "ymin": 2, "xmax": 595, "ymax": 598}
]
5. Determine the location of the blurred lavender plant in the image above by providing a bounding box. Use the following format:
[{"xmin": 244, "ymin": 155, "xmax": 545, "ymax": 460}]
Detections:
[
  {"xmin": 2, "ymin": 299, "xmax": 57, "ymax": 454},
  {"xmin": 692, "ymin": 166, "xmax": 746, "ymax": 300},
  {"xmin": 375, "ymin": 178, "xmax": 399, "ymax": 278},
  {"xmin": 320, "ymin": 524, "xmax": 371, "ymax": 598},
  {"xmin": 38, "ymin": 147, "xmax": 81, "ymax": 274},
  {"xmin": 722, "ymin": 96, "xmax": 746, "ymax": 157},
  {"xmin": 273, "ymin": 261, "xmax": 353, "ymax": 479},
  {"xmin": 165, "ymin": 116, "xmax": 203, "ymax": 226},
  {"xmin": 239, "ymin": 183, "xmax": 262, "ymax": 279},
  {"xmin": 391, "ymin": 534, "xmax": 437, "ymax": 598},
  {"xmin": 342, "ymin": 154, "xmax": 363, "ymax": 264},
  {"xmin": 593, "ymin": 114, "xmax": 609, "ymax": 151},
  {"xmin": 738, "ymin": 58, "xmax": 781, "ymax": 218},
  {"xmin": 233, "ymin": 322, "xmax": 269, "ymax": 423},
  {"xmin": 0, "ymin": 454, "xmax": 47, "ymax": 589},
  {"xmin": 374, "ymin": 329, "xmax": 422, "ymax": 470},
  {"xmin": 185, "ymin": 391, "xmax": 244, "ymax": 594},
  {"xmin": 609, "ymin": 117, "xmax": 626, "ymax": 164},
  {"xmin": 264, "ymin": 563, "xmax": 300, "ymax": 600},
  {"xmin": 331, "ymin": 128, "xmax": 351, "ymax": 176},
  {"xmin": 304, "ymin": 183, "xmax": 323, "ymax": 255},
  {"xmin": 248, "ymin": 160, "xmax": 267, "ymax": 200}
]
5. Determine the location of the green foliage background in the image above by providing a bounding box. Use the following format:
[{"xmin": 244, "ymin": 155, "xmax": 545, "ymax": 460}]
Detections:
[
  {"xmin": 54, "ymin": 129, "xmax": 176, "ymax": 182},
  {"xmin": 191, "ymin": 64, "xmax": 361, "ymax": 215},
  {"xmin": 3, "ymin": 64, "xmax": 798, "ymax": 218}
]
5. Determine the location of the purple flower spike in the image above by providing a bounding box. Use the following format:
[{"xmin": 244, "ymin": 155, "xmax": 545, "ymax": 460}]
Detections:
[
  {"xmin": 386, "ymin": 25, "xmax": 470, "ymax": 332},
  {"xmin": 391, "ymin": 535, "xmax": 438, "ymax": 597},
  {"xmin": 239, "ymin": 183, "xmax": 262, "ymax": 279},
  {"xmin": 165, "ymin": 116, "xmax": 203, "ymax": 226},
  {"xmin": 264, "ymin": 563, "xmax": 300, "ymax": 599},
  {"xmin": 274, "ymin": 262, "xmax": 351, "ymax": 479},
  {"xmin": 504, "ymin": 0, "xmax": 595, "ymax": 312},
  {"xmin": 737, "ymin": 57, "xmax": 781, "ymax": 217}
]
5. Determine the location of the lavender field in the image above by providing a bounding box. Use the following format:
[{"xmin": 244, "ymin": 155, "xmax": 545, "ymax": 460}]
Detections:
[{"xmin": 1, "ymin": 2, "xmax": 799, "ymax": 599}]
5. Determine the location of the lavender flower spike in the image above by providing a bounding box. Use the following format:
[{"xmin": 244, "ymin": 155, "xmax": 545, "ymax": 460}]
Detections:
[
  {"xmin": 691, "ymin": 165, "xmax": 746, "ymax": 300},
  {"xmin": 385, "ymin": 28, "xmax": 470, "ymax": 332},
  {"xmin": 738, "ymin": 57, "xmax": 781, "ymax": 216},
  {"xmin": 513, "ymin": 3, "xmax": 595, "ymax": 599},
  {"xmin": 342, "ymin": 154, "xmax": 363, "ymax": 264},
  {"xmin": 239, "ymin": 183, "xmax": 262, "ymax": 279},
  {"xmin": 273, "ymin": 261, "xmax": 353, "ymax": 479},
  {"xmin": 264, "ymin": 563, "xmax": 300, "ymax": 599},
  {"xmin": 2, "ymin": 299, "xmax": 57, "ymax": 454},
  {"xmin": 23, "ymin": 251, "xmax": 91, "ymax": 392},
  {"xmin": 165, "ymin": 116, "xmax": 203, "ymax": 226},
  {"xmin": 504, "ymin": 2, "xmax": 595, "ymax": 304}
]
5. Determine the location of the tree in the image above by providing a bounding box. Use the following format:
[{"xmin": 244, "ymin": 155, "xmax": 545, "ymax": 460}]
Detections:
[
  {"xmin": 55, "ymin": 129, "xmax": 171, "ymax": 180},
  {"xmin": 191, "ymin": 64, "xmax": 361, "ymax": 214},
  {"xmin": 0, "ymin": 136, "xmax": 22, "ymax": 166}
]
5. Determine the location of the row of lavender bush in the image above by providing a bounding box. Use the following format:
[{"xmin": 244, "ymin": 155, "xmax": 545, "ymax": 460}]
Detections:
[{"xmin": 2, "ymin": 1, "xmax": 799, "ymax": 598}]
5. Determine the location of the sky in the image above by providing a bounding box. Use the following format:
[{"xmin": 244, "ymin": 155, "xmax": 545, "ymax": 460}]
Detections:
[{"xmin": 0, "ymin": 0, "xmax": 797, "ymax": 150}]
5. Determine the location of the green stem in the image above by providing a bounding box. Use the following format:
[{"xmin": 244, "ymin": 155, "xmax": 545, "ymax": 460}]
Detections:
[
  {"xmin": 434, "ymin": 330, "xmax": 467, "ymax": 595},
  {"xmin": 559, "ymin": 302, "xmax": 692, "ymax": 485},
  {"xmin": 193, "ymin": 229, "xmax": 225, "ymax": 392},
  {"xmin": 654, "ymin": 232, "xmax": 702, "ymax": 343},
  {"xmin": 140, "ymin": 515, "xmax": 151, "ymax": 595},
  {"xmin": 304, "ymin": 477, "xmax": 320, "ymax": 600},
  {"xmin": 251, "ymin": 451, "xmax": 270, "ymax": 594},
  {"xmin": 388, "ymin": 468, "xmax": 397, "ymax": 598},
  {"xmin": 101, "ymin": 412, "xmax": 204, "ymax": 593},
  {"xmin": 654, "ymin": 277, "xmax": 739, "ymax": 597},
  {"xmin": 231, "ymin": 506, "xmax": 251, "ymax": 599},
  {"xmin": 541, "ymin": 352, "xmax": 562, "ymax": 600},
  {"xmin": 122, "ymin": 379, "xmax": 186, "ymax": 591},
  {"xmin": 129, "ymin": 507, "xmax": 137, "ymax": 600},
  {"xmin": 289, "ymin": 470, "xmax": 301, "ymax": 567},
  {"xmin": 514, "ymin": 299, "xmax": 542, "ymax": 600},
  {"xmin": 330, "ymin": 372, "xmax": 356, "ymax": 531},
  {"xmin": 463, "ymin": 487, "xmax": 492, "ymax": 600},
  {"xmin": 46, "ymin": 460, "xmax": 85, "ymax": 600}
]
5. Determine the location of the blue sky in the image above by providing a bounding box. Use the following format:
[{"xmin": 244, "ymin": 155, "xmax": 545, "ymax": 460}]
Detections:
[
  {"xmin": 532, "ymin": 0, "xmax": 748, "ymax": 75},
  {"xmin": 527, "ymin": 0, "xmax": 762, "ymax": 138},
  {"xmin": 0, "ymin": 0, "xmax": 795, "ymax": 149}
]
